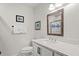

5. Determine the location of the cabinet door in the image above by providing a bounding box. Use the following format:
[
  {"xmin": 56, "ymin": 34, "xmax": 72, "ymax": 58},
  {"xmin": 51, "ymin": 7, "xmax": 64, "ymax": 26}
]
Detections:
[
  {"xmin": 54, "ymin": 52, "xmax": 67, "ymax": 56},
  {"xmin": 32, "ymin": 42, "xmax": 41, "ymax": 56},
  {"xmin": 40, "ymin": 46, "xmax": 53, "ymax": 56}
]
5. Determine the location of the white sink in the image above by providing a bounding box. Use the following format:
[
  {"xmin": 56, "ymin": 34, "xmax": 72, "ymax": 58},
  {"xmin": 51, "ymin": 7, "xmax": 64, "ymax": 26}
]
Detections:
[{"xmin": 41, "ymin": 39, "xmax": 57, "ymax": 45}]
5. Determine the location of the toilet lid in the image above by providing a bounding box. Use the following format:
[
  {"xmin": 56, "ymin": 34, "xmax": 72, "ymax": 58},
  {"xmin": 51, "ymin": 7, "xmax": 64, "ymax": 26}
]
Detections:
[{"xmin": 21, "ymin": 47, "xmax": 33, "ymax": 51}]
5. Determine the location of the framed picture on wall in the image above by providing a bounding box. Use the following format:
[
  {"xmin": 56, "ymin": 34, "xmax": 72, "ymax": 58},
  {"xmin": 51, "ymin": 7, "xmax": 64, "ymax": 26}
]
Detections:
[
  {"xmin": 16, "ymin": 15, "xmax": 24, "ymax": 23},
  {"xmin": 35, "ymin": 21, "xmax": 41, "ymax": 30},
  {"xmin": 47, "ymin": 9, "xmax": 64, "ymax": 36}
]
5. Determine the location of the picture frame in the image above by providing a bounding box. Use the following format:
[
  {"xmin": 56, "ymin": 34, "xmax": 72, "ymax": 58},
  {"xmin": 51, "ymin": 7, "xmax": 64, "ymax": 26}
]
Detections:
[
  {"xmin": 35, "ymin": 21, "xmax": 41, "ymax": 30},
  {"xmin": 16, "ymin": 15, "xmax": 24, "ymax": 23},
  {"xmin": 47, "ymin": 9, "xmax": 64, "ymax": 36}
]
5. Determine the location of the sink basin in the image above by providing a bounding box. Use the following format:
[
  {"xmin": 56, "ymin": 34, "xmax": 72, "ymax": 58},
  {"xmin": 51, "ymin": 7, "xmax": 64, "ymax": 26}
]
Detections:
[{"xmin": 42, "ymin": 39, "xmax": 57, "ymax": 44}]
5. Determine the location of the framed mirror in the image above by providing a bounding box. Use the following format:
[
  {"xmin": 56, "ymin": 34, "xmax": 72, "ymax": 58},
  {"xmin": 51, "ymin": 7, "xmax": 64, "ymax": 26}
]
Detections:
[{"xmin": 47, "ymin": 9, "xmax": 64, "ymax": 36}]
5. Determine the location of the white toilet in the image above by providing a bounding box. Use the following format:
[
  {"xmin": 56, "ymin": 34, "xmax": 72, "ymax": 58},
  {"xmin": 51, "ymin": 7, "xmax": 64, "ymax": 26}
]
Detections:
[{"xmin": 17, "ymin": 47, "xmax": 33, "ymax": 56}]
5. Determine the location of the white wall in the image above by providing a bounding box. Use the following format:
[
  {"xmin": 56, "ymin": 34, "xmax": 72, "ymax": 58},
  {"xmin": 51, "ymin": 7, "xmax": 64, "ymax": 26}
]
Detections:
[
  {"xmin": 0, "ymin": 3, "xmax": 34, "ymax": 55},
  {"xmin": 34, "ymin": 4, "xmax": 79, "ymax": 45}
]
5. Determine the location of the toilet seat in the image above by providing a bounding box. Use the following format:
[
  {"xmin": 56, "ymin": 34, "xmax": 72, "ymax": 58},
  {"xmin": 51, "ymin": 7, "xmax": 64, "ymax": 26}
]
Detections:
[
  {"xmin": 21, "ymin": 47, "xmax": 33, "ymax": 51},
  {"xmin": 17, "ymin": 47, "xmax": 33, "ymax": 56}
]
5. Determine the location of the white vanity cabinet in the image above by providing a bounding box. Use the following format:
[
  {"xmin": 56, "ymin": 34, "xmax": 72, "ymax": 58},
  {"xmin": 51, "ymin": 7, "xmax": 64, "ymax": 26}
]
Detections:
[
  {"xmin": 32, "ymin": 42, "xmax": 53, "ymax": 56},
  {"xmin": 32, "ymin": 39, "xmax": 79, "ymax": 56},
  {"xmin": 32, "ymin": 42, "xmax": 66, "ymax": 56}
]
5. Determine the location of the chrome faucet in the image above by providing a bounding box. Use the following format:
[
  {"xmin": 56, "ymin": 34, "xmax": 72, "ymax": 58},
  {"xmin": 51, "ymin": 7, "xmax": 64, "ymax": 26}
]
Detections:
[
  {"xmin": 49, "ymin": 37, "xmax": 57, "ymax": 42},
  {"xmin": 49, "ymin": 37, "xmax": 53, "ymax": 40}
]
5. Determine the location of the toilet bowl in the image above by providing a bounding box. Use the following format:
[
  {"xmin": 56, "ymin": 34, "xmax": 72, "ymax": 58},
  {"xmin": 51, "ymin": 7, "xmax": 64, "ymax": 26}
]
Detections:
[{"xmin": 17, "ymin": 47, "xmax": 33, "ymax": 56}]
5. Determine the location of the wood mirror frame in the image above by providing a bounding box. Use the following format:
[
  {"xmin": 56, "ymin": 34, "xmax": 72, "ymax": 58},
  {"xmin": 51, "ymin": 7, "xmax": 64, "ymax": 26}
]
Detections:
[{"xmin": 47, "ymin": 9, "xmax": 64, "ymax": 36}]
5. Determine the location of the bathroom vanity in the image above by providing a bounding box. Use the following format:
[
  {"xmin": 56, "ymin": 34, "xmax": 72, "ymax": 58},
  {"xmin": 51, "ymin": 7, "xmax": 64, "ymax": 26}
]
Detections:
[{"xmin": 32, "ymin": 39, "xmax": 79, "ymax": 56}]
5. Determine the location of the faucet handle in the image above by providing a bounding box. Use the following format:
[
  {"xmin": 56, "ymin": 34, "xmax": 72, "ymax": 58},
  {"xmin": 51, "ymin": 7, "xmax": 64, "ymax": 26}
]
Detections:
[
  {"xmin": 49, "ymin": 38, "xmax": 51, "ymax": 40},
  {"xmin": 54, "ymin": 38, "xmax": 56, "ymax": 42}
]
